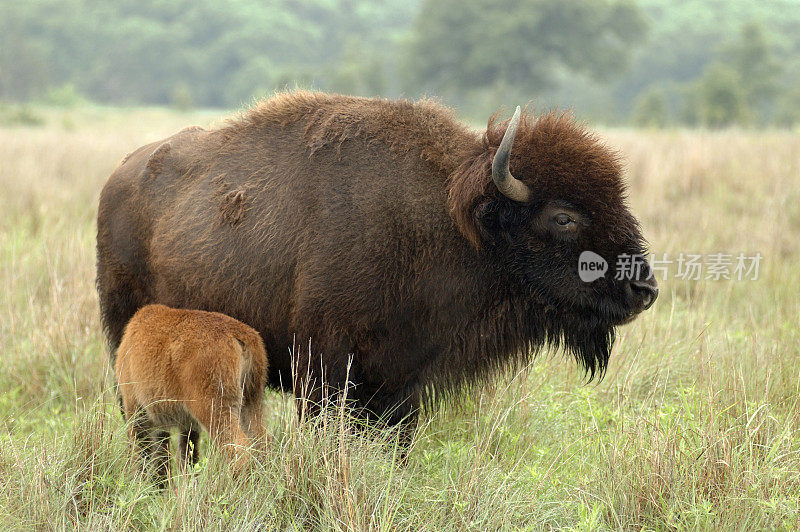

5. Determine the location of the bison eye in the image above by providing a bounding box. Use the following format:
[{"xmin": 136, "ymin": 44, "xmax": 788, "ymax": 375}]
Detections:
[{"xmin": 554, "ymin": 213, "xmax": 574, "ymax": 227}]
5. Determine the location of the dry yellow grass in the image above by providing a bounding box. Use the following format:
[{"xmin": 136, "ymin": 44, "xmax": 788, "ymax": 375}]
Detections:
[{"xmin": 0, "ymin": 107, "xmax": 798, "ymax": 530}]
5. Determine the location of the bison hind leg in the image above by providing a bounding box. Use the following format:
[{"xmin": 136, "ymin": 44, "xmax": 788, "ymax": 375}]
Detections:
[{"xmin": 96, "ymin": 253, "xmax": 151, "ymax": 361}]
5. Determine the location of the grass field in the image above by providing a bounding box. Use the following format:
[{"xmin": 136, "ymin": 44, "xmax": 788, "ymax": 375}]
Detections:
[{"xmin": 1, "ymin": 106, "xmax": 799, "ymax": 530}]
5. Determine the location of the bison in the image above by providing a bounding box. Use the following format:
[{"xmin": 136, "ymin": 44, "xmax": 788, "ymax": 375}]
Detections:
[
  {"xmin": 115, "ymin": 304, "xmax": 268, "ymax": 484},
  {"xmin": 97, "ymin": 91, "xmax": 657, "ymax": 439}
]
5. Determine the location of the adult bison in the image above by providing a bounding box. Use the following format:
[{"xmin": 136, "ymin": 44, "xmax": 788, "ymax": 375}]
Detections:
[{"xmin": 97, "ymin": 91, "xmax": 657, "ymax": 435}]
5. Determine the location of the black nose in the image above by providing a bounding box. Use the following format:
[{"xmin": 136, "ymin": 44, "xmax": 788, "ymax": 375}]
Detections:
[{"xmin": 628, "ymin": 277, "xmax": 658, "ymax": 310}]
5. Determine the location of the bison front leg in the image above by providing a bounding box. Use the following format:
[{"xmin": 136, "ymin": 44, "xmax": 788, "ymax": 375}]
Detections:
[
  {"xmin": 289, "ymin": 336, "xmax": 354, "ymax": 421},
  {"xmin": 354, "ymin": 383, "xmax": 420, "ymax": 455},
  {"xmin": 290, "ymin": 334, "xmax": 420, "ymax": 456}
]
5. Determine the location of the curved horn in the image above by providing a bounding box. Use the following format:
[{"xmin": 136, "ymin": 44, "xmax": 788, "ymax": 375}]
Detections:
[{"xmin": 491, "ymin": 106, "xmax": 530, "ymax": 202}]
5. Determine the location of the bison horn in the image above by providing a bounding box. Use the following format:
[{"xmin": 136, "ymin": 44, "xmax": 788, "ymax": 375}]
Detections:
[{"xmin": 491, "ymin": 106, "xmax": 530, "ymax": 202}]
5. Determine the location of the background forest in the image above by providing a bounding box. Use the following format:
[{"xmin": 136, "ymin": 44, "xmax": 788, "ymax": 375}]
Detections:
[{"xmin": 2, "ymin": 0, "xmax": 800, "ymax": 126}]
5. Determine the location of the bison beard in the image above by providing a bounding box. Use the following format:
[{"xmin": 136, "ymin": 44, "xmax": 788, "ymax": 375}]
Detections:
[
  {"xmin": 429, "ymin": 295, "xmax": 616, "ymax": 400},
  {"xmin": 97, "ymin": 91, "xmax": 654, "ymax": 442},
  {"xmin": 550, "ymin": 313, "xmax": 615, "ymax": 382}
]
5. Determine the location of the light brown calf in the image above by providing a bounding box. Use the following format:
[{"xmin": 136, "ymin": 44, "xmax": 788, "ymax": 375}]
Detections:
[{"xmin": 114, "ymin": 304, "xmax": 267, "ymax": 484}]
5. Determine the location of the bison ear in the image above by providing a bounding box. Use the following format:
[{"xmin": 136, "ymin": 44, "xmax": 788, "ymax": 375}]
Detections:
[
  {"xmin": 448, "ymin": 147, "xmax": 528, "ymax": 249},
  {"xmin": 473, "ymin": 197, "xmax": 529, "ymax": 248},
  {"xmin": 473, "ymin": 199, "xmax": 497, "ymax": 245}
]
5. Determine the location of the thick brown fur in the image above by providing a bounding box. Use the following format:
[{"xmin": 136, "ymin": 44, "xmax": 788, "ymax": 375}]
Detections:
[
  {"xmin": 115, "ymin": 304, "xmax": 268, "ymax": 485},
  {"xmin": 98, "ymin": 91, "xmax": 655, "ymax": 438}
]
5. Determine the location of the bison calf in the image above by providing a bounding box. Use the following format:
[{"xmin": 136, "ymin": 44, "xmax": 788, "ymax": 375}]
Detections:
[{"xmin": 114, "ymin": 304, "xmax": 267, "ymax": 484}]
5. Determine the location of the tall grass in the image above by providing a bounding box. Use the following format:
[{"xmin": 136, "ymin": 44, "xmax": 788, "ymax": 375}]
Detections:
[{"xmin": 1, "ymin": 109, "xmax": 798, "ymax": 530}]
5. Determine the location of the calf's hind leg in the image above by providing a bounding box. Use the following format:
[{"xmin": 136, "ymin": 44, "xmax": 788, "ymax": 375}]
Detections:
[
  {"xmin": 127, "ymin": 408, "xmax": 172, "ymax": 487},
  {"xmin": 240, "ymin": 395, "xmax": 267, "ymax": 455},
  {"xmin": 150, "ymin": 430, "xmax": 172, "ymax": 488},
  {"xmin": 187, "ymin": 397, "xmax": 252, "ymax": 474},
  {"xmin": 240, "ymin": 361, "xmax": 267, "ymax": 454}
]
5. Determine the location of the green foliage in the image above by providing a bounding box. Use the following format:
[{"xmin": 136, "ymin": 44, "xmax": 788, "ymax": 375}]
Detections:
[
  {"xmin": 170, "ymin": 84, "xmax": 195, "ymax": 112},
  {"xmin": 677, "ymin": 21, "xmax": 784, "ymax": 129},
  {"xmin": 407, "ymin": 0, "xmax": 646, "ymax": 95},
  {"xmin": 719, "ymin": 21, "xmax": 781, "ymax": 124},
  {"xmin": 692, "ymin": 63, "xmax": 751, "ymax": 128},
  {"xmin": 680, "ymin": 86, "xmax": 702, "ymax": 127},
  {"xmin": 632, "ymin": 87, "xmax": 668, "ymax": 128},
  {"xmin": 3, "ymin": 0, "xmax": 800, "ymax": 127},
  {"xmin": 627, "ymin": 20, "xmax": 789, "ymax": 128},
  {"xmin": 614, "ymin": 2, "xmax": 800, "ymax": 127},
  {"xmin": 775, "ymin": 85, "xmax": 800, "ymax": 128},
  {"xmin": 43, "ymin": 84, "xmax": 86, "ymax": 107},
  {"xmin": 0, "ymin": 0, "xmax": 420, "ymax": 107},
  {"xmin": 0, "ymin": 102, "xmax": 45, "ymax": 126},
  {"xmin": 329, "ymin": 40, "xmax": 388, "ymax": 97}
]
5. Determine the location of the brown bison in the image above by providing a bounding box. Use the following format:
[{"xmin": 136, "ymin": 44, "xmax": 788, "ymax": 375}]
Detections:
[
  {"xmin": 115, "ymin": 304, "xmax": 268, "ymax": 483},
  {"xmin": 97, "ymin": 91, "xmax": 657, "ymax": 438}
]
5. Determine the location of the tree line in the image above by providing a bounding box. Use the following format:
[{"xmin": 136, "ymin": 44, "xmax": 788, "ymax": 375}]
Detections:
[{"xmin": 1, "ymin": 0, "xmax": 799, "ymax": 126}]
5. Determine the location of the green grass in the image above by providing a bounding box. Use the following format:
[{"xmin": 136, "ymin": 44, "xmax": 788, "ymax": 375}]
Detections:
[{"xmin": 1, "ymin": 108, "xmax": 798, "ymax": 530}]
